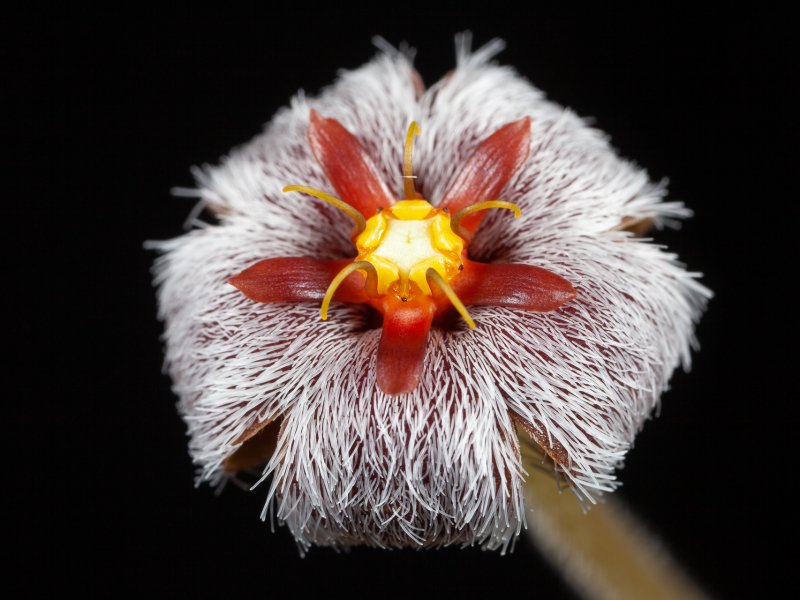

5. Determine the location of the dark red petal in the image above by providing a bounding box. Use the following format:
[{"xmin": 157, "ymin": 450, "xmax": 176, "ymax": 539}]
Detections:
[
  {"xmin": 452, "ymin": 260, "xmax": 576, "ymax": 311},
  {"xmin": 307, "ymin": 110, "xmax": 394, "ymax": 218},
  {"xmin": 440, "ymin": 118, "xmax": 532, "ymax": 237},
  {"xmin": 376, "ymin": 295, "xmax": 436, "ymax": 395},
  {"xmin": 223, "ymin": 419, "xmax": 282, "ymax": 473},
  {"xmin": 511, "ymin": 412, "xmax": 571, "ymax": 469},
  {"xmin": 229, "ymin": 257, "xmax": 368, "ymax": 304}
]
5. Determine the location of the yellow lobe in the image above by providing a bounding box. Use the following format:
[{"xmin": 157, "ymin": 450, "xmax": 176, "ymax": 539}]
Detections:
[
  {"xmin": 363, "ymin": 254, "xmax": 400, "ymax": 295},
  {"xmin": 429, "ymin": 213, "xmax": 463, "ymax": 254},
  {"xmin": 389, "ymin": 199, "xmax": 435, "ymax": 220},
  {"xmin": 357, "ymin": 210, "xmax": 388, "ymax": 251}
]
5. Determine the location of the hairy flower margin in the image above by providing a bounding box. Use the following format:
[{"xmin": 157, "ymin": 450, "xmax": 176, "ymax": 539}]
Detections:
[{"xmin": 152, "ymin": 36, "xmax": 710, "ymax": 552}]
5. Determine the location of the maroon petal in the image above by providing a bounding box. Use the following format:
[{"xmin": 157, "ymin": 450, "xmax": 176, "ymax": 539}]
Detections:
[
  {"xmin": 440, "ymin": 118, "xmax": 531, "ymax": 237},
  {"xmin": 452, "ymin": 260, "xmax": 576, "ymax": 311},
  {"xmin": 308, "ymin": 110, "xmax": 394, "ymax": 218},
  {"xmin": 223, "ymin": 419, "xmax": 282, "ymax": 473},
  {"xmin": 229, "ymin": 257, "xmax": 368, "ymax": 304},
  {"xmin": 511, "ymin": 412, "xmax": 571, "ymax": 470}
]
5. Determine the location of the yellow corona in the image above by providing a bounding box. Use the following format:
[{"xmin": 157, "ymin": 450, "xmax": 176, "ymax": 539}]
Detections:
[{"xmin": 283, "ymin": 121, "xmax": 522, "ymax": 330}]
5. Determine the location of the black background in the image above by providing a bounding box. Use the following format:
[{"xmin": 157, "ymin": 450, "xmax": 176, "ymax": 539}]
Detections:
[{"xmin": 10, "ymin": 8, "xmax": 794, "ymax": 598}]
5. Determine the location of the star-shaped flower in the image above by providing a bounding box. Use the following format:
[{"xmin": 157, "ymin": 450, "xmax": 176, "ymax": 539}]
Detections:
[{"xmin": 153, "ymin": 38, "xmax": 709, "ymax": 551}]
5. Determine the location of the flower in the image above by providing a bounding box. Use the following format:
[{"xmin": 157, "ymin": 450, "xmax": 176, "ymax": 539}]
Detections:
[{"xmin": 153, "ymin": 37, "xmax": 710, "ymax": 552}]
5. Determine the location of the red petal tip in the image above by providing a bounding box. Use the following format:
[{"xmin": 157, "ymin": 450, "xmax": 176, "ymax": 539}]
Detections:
[
  {"xmin": 376, "ymin": 296, "xmax": 435, "ymax": 395},
  {"xmin": 306, "ymin": 111, "xmax": 393, "ymax": 217},
  {"xmin": 453, "ymin": 261, "xmax": 576, "ymax": 312},
  {"xmin": 440, "ymin": 117, "xmax": 533, "ymax": 235}
]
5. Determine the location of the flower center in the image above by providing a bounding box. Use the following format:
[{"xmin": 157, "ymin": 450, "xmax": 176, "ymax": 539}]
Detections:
[
  {"xmin": 283, "ymin": 121, "xmax": 523, "ymax": 329},
  {"xmin": 355, "ymin": 200, "xmax": 464, "ymax": 298}
]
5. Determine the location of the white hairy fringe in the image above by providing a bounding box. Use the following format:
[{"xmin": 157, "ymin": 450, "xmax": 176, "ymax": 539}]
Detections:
[{"xmin": 152, "ymin": 34, "xmax": 710, "ymax": 551}]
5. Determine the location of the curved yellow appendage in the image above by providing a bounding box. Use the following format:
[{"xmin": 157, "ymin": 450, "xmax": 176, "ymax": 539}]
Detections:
[
  {"xmin": 426, "ymin": 268, "xmax": 476, "ymax": 329},
  {"xmin": 283, "ymin": 185, "xmax": 367, "ymax": 236},
  {"xmin": 321, "ymin": 261, "xmax": 378, "ymax": 320},
  {"xmin": 403, "ymin": 121, "xmax": 421, "ymax": 199},
  {"xmin": 450, "ymin": 200, "xmax": 522, "ymax": 239}
]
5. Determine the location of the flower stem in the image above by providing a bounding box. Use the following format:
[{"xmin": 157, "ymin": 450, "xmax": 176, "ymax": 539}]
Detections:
[{"xmin": 521, "ymin": 439, "xmax": 709, "ymax": 600}]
